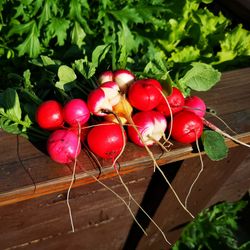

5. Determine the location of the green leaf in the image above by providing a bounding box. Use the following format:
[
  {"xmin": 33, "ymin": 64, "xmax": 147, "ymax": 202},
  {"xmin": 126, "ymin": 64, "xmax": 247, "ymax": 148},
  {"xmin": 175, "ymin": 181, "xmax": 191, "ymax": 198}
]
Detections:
[
  {"xmin": 2, "ymin": 88, "xmax": 22, "ymax": 121},
  {"xmin": 0, "ymin": 117, "xmax": 22, "ymax": 134},
  {"xmin": 45, "ymin": 17, "xmax": 70, "ymax": 46},
  {"xmin": 202, "ymin": 130, "xmax": 228, "ymax": 161},
  {"xmin": 40, "ymin": 55, "xmax": 57, "ymax": 66},
  {"xmin": 71, "ymin": 21, "xmax": 86, "ymax": 47},
  {"xmin": 55, "ymin": 65, "xmax": 77, "ymax": 91},
  {"xmin": 179, "ymin": 62, "xmax": 221, "ymax": 91},
  {"xmin": 170, "ymin": 46, "xmax": 200, "ymax": 63},
  {"xmin": 16, "ymin": 22, "xmax": 41, "ymax": 58},
  {"xmin": 217, "ymin": 25, "xmax": 250, "ymax": 63}
]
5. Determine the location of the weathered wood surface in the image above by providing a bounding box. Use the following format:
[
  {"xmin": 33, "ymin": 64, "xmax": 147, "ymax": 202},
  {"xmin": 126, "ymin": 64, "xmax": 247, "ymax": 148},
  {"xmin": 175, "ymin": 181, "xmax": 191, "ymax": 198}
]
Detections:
[{"xmin": 0, "ymin": 67, "xmax": 250, "ymax": 250}]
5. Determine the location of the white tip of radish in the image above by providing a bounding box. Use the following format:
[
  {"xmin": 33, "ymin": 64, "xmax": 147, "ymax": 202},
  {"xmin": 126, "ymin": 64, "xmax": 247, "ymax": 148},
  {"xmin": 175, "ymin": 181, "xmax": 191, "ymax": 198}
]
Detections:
[
  {"xmin": 98, "ymin": 71, "xmax": 113, "ymax": 84},
  {"xmin": 100, "ymin": 81, "xmax": 121, "ymax": 107},
  {"xmin": 113, "ymin": 69, "xmax": 135, "ymax": 92},
  {"xmin": 87, "ymin": 88, "xmax": 113, "ymax": 116},
  {"xmin": 128, "ymin": 111, "xmax": 167, "ymax": 146}
]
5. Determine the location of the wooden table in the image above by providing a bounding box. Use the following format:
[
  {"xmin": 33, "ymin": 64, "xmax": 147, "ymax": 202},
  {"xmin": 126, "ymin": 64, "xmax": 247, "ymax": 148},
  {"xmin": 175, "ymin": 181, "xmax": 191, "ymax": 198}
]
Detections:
[{"xmin": 0, "ymin": 67, "xmax": 250, "ymax": 250}]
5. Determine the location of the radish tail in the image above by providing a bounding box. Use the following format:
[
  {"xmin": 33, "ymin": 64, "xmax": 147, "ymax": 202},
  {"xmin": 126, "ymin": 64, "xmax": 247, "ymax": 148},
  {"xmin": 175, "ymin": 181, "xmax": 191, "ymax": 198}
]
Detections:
[
  {"xmin": 202, "ymin": 118, "xmax": 250, "ymax": 148},
  {"xmin": 66, "ymin": 122, "xmax": 81, "ymax": 232},
  {"xmin": 184, "ymin": 132, "xmax": 204, "ymax": 208}
]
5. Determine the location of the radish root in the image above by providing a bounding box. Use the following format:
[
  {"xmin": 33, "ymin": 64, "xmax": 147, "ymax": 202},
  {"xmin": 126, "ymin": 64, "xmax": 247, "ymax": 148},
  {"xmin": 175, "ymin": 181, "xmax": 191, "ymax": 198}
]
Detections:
[
  {"xmin": 202, "ymin": 118, "xmax": 250, "ymax": 148},
  {"xmin": 184, "ymin": 132, "xmax": 204, "ymax": 208},
  {"xmin": 66, "ymin": 122, "xmax": 81, "ymax": 232},
  {"xmin": 126, "ymin": 115, "xmax": 194, "ymax": 219}
]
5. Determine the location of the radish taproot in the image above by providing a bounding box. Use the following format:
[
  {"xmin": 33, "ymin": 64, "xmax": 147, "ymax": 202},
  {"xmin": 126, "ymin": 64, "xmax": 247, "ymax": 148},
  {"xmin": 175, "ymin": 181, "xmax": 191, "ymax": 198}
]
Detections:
[
  {"xmin": 128, "ymin": 79, "xmax": 163, "ymax": 111},
  {"xmin": 171, "ymin": 111, "xmax": 204, "ymax": 144},
  {"xmin": 63, "ymin": 99, "xmax": 90, "ymax": 127},
  {"xmin": 47, "ymin": 129, "xmax": 81, "ymax": 164},
  {"xmin": 36, "ymin": 100, "xmax": 64, "ymax": 130}
]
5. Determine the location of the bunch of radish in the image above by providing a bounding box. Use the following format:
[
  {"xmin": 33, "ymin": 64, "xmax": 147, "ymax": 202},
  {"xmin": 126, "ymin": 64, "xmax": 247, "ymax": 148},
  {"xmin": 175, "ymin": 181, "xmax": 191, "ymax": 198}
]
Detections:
[
  {"xmin": 35, "ymin": 68, "xmax": 249, "ymax": 245},
  {"xmin": 35, "ymin": 68, "xmax": 209, "ymax": 164}
]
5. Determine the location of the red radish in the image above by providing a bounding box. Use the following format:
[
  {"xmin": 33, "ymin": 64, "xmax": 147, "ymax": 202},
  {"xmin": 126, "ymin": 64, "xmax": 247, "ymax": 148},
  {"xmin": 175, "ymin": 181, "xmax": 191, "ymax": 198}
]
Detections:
[
  {"xmin": 87, "ymin": 122, "xmax": 126, "ymax": 159},
  {"xmin": 171, "ymin": 111, "xmax": 203, "ymax": 144},
  {"xmin": 36, "ymin": 100, "xmax": 64, "ymax": 130},
  {"xmin": 128, "ymin": 111, "xmax": 167, "ymax": 146},
  {"xmin": 63, "ymin": 99, "xmax": 90, "ymax": 127},
  {"xmin": 184, "ymin": 96, "xmax": 207, "ymax": 117},
  {"xmin": 156, "ymin": 87, "xmax": 185, "ymax": 117},
  {"xmin": 128, "ymin": 79, "xmax": 163, "ymax": 111},
  {"xmin": 47, "ymin": 129, "xmax": 81, "ymax": 164},
  {"xmin": 113, "ymin": 69, "xmax": 135, "ymax": 92},
  {"xmin": 98, "ymin": 71, "xmax": 113, "ymax": 84}
]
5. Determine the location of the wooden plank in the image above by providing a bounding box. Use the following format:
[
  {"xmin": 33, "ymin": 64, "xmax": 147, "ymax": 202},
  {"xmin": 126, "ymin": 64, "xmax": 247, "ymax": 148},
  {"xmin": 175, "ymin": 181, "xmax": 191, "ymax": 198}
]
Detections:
[
  {"xmin": 0, "ymin": 167, "xmax": 154, "ymax": 250},
  {"xmin": 0, "ymin": 67, "xmax": 250, "ymax": 206},
  {"xmin": 134, "ymin": 146, "xmax": 250, "ymax": 249}
]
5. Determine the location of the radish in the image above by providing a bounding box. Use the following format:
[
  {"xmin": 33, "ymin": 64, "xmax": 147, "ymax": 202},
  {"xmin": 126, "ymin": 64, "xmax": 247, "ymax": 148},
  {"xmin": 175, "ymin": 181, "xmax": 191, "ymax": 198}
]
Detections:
[
  {"xmin": 128, "ymin": 78, "xmax": 163, "ymax": 111},
  {"xmin": 47, "ymin": 129, "xmax": 81, "ymax": 164},
  {"xmin": 113, "ymin": 69, "xmax": 135, "ymax": 92},
  {"xmin": 63, "ymin": 99, "xmax": 90, "ymax": 127},
  {"xmin": 184, "ymin": 96, "xmax": 206, "ymax": 117},
  {"xmin": 128, "ymin": 111, "xmax": 167, "ymax": 146},
  {"xmin": 156, "ymin": 87, "xmax": 185, "ymax": 117},
  {"xmin": 98, "ymin": 71, "xmax": 113, "ymax": 84},
  {"xmin": 87, "ymin": 122, "xmax": 126, "ymax": 159},
  {"xmin": 87, "ymin": 82, "xmax": 121, "ymax": 116},
  {"xmin": 36, "ymin": 100, "xmax": 64, "ymax": 130},
  {"xmin": 100, "ymin": 81, "xmax": 121, "ymax": 106},
  {"xmin": 171, "ymin": 111, "xmax": 204, "ymax": 144}
]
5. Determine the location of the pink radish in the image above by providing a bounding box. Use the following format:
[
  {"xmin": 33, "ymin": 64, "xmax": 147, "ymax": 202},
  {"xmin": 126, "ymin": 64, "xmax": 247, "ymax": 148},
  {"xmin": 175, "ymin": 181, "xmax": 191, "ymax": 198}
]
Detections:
[
  {"xmin": 128, "ymin": 79, "xmax": 163, "ymax": 111},
  {"xmin": 98, "ymin": 71, "xmax": 113, "ymax": 84},
  {"xmin": 36, "ymin": 100, "xmax": 64, "ymax": 130},
  {"xmin": 184, "ymin": 96, "xmax": 206, "ymax": 117},
  {"xmin": 63, "ymin": 99, "xmax": 90, "ymax": 127},
  {"xmin": 113, "ymin": 69, "xmax": 135, "ymax": 92},
  {"xmin": 128, "ymin": 111, "xmax": 167, "ymax": 146},
  {"xmin": 156, "ymin": 87, "xmax": 185, "ymax": 117},
  {"xmin": 87, "ymin": 122, "xmax": 126, "ymax": 159},
  {"xmin": 171, "ymin": 111, "xmax": 203, "ymax": 144},
  {"xmin": 47, "ymin": 129, "xmax": 81, "ymax": 164}
]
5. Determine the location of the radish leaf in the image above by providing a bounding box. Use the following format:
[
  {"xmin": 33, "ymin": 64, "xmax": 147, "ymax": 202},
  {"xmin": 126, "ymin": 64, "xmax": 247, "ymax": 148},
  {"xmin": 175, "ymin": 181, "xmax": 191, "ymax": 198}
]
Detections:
[
  {"xmin": 202, "ymin": 130, "xmax": 228, "ymax": 161},
  {"xmin": 55, "ymin": 65, "xmax": 77, "ymax": 91},
  {"xmin": 179, "ymin": 62, "xmax": 221, "ymax": 92}
]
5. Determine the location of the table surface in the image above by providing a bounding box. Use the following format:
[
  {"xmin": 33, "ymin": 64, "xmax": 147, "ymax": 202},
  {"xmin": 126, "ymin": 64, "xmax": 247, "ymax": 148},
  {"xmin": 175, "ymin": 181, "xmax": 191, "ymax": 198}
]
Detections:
[{"xmin": 0, "ymin": 67, "xmax": 250, "ymax": 207}]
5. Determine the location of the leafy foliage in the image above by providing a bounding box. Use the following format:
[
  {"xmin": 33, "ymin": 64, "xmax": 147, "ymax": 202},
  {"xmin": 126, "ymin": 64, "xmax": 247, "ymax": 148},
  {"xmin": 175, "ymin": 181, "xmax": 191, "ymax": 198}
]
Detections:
[
  {"xmin": 0, "ymin": 0, "xmax": 249, "ymax": 76},
  {"xmin": 173, "ymin": 200, "xmax": 250, "ymax": 250}
]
